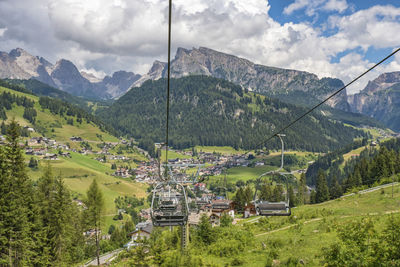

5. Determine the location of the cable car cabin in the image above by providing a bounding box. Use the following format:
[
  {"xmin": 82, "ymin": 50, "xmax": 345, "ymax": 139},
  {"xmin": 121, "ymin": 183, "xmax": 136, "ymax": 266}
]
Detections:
[
  {"xmin": 255, "ymin": 200, "xmax": 291, "ymax": 216},
  {"xmin": 151, "ymin": 182, "xmax": 189, "ymax": 227}
]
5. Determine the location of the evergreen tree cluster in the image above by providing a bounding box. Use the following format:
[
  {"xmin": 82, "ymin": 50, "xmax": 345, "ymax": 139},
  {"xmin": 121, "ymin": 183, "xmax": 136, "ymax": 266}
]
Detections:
[
  {"xmin": 306, "ymin": 138, "xmax": 368, "ymax": 186},
  {"xmin": 0, "ymin": 79, "xmax": 34, "ymax": 95},
  {"xmin": 0, "ymin": 91, "xmax": 36, "ymax": 122},
  {"xmin": 97, "ymin": 75, "xmax": 365, "ymax": 152},
  {"xmin": 4, "ymin": 78, "xmax": 90, "ymax": 110},
  {"xmin": 138, "ymin": 138, "xmax": 156, "ymax": 158},
  {"xmin": 307, "ymin": 137, "xmax": 400, "ymax": 204},
  {"xmin": 38, "ymin": 96, "xmax": 115, "ymax": 135},
  {"xmin": 0, "ymin": 121, "xmax": 111, "ymax": 265}
]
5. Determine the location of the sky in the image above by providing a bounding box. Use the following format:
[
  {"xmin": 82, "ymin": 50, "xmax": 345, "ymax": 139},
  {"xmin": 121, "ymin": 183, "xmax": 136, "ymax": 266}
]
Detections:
[{"xmin": 0, "ymin": 0, "xmax": 399, "ymax": 94}]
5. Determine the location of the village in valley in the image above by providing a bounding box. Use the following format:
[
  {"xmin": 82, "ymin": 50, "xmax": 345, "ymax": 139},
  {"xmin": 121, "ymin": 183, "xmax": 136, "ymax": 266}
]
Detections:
[{"xmin": 6, "ymin": 128, "xmax": 287, "ymax": 244}]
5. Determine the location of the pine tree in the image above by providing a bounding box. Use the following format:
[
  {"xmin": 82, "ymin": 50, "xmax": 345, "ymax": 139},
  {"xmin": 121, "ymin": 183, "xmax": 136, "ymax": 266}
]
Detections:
[
  {"xmin": 310, "ymin": 190, "xmax": 316, "ymax": 204},
  {"xmin": 0, "ymin": 121, "xmax": 6, "ymax": 134},
  {"xmin": 272, "ymin": 184, "xmax": 284, "ymax": 202},
  {"xmin": 288, "ymin": 185, "xmax": 296, "ymax": 207},
  {"xmin": 84, "ymin": 179, "xmax": 104, "ymax": 266},
  {"xmin": 259, "ymin": 183, "xmax": 272, "ymax": 201},
  {"xmin": 0, "ymin": 120, "xmax": 33, "ymax": 266},
  {"xmin": 196, "ymin": 214, "xmax": 213, "ymax": 244},
  {"xmin": 316, "ymin": 170, "xmax": 330, "ymax": 203},
  {"xmin": 243, "ymin": 186, "xmax": 253, "ymax": 206},
  {"xmin": 330, "ymin": 175, "xmax": 343, "ymax": 199},
  {"xmin": 298, "ymin": 173, "xmax": 307, "ymax": 204}
]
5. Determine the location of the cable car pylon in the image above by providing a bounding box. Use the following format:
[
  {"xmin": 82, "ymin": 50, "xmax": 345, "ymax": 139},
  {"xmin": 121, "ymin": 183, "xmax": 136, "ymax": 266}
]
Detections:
[{"xmin": 253, "ymin": 134, "xmax": 292, "ymax": 216}]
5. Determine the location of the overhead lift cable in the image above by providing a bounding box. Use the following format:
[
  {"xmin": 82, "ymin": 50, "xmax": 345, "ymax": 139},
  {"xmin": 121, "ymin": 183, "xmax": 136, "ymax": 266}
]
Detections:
[
  {"xmin": 253, "ymin": 47, "xmax": 400, "ymax": 149},
  {"xmin": 165, "ymin": 0, "xmax": 172, "ymax": 174}
]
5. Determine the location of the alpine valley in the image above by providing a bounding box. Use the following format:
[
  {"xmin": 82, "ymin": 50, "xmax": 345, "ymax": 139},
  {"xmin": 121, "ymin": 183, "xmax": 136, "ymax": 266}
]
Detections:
[{"xmin": 1, "ymin": 46, "xmax": 400, "ymax": 267}]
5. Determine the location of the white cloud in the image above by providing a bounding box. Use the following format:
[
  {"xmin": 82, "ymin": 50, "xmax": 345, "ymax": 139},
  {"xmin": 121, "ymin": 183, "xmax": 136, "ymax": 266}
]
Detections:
[
  {"xmin": 323, "ymin": 0, "xmax": 348, "ymax": 13},
  {"xmin": 283, "ymin": 0, "xmax": 348, "ymax": 16},
  {"xmin": 0, "ymin": 27, "xmax": 6, "ymax": 37},
  {"xmin": 0, "ymin": 0, "xmax": 398, "ymax": 95},
  {"xmin": 284, "ymin": 0, "xmax": 314, "ymax": 15}
]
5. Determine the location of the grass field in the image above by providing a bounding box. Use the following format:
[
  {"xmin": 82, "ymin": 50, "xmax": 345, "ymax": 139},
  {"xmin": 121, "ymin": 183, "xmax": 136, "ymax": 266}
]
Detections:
[
  {"xmin": 210, "ymin": 165, "xmax": 276, "ymax": 184},
  {"xmin": 28, "ymin": 154, "xmax": 148, "ymax": 231},
  {"xmin": 236, "ymin": 183, "xmax": 400, "ymax": 266},
  {"xmin": 161, "ymin": 149, "xmax": 192, "ymax": 162},
  {"xmin": 194, "ymin": 145, "xmax": 245, "ymax": 155},
  {"xmin": 111, "ymin": 182, "xmax": 400, "ymax": 267}
]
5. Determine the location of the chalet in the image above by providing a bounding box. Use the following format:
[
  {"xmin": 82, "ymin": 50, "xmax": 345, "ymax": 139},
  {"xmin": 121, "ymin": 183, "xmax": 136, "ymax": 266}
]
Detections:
[
  {"xmin": 70, "ymin": 136, "xmax": 83, "ymax": 142},
  {"xmin": 43, "ymin": 153, "xmax": 58, "ymax": 160},
  {"xmin": 73, "ymin": 199, "xmax": 85, "ymax": 208},
  {"xmin": 114, "ymin": 167, "xmax": 130, "ymax": 178},
  {"xmin": 48, "ymin": 139, "xmax": 57, "ymax": 147},
  {"xmin": 127, "ymin": 221, "xmax": 153, "ymax": 242},
  {"xmin": 168, "ymin": 158, "xmax": 180, "ymax": 164},
  {"xmin": 84, "ymin": 229, "xmax": 101, "ymax": 238},
  {"xmin": 244, "ymin": 204, "xmax": 257, "ymax": 218},
  {"xmin": 194, "ymin": 183, "xmax": 207, "ymax": 191},
  {"xmin": 60, "ymin": 152, "xmax": 71, "ymax": 158},
  {"xmin": 33, "ymin": 148, "xmax": 46, "ymax": 156},
  {"xmin": 203, "ymin": 199, "xmax": 235, "ymax": 219},
  {"xmin": 29, "ymin": 137, "xmax": 43, "ymax": 145},
  {"xmin": 95, "ymin": 157, "xmax": 106, "ymax": 162},
  {"xmin": 24, "ymin": 126, "xmax": 35, "ymax": 132},
  {"xmin": 211, "ymin": 199, "xmax": 234, "ymax": 211},
  {"xmin": 140, "ymin": 208, "xmax": 151, "ymax": 220}
]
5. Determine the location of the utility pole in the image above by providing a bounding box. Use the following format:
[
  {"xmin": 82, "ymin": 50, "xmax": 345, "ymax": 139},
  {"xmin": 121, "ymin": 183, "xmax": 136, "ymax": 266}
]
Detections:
[{"xmin": 181, "ymin": 223, "xmax": 188, "ymax": 250}]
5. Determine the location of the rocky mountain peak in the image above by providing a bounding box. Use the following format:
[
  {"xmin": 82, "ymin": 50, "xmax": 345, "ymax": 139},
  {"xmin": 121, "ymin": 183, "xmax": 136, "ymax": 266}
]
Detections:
[
  {"xmin": 149, "ymin": 60, "xmax": 166, "ymax": 75},
  {"xmin": 362, "ymin": 71, "xmax": 400, "ymax": 95},
  {"xmin": 53, "ymin": 59, "xmax": 77, "ymax": 72},
  {"xmin": 9, "ymin": 47, "xmax": 29, "ymax": 58},
  {"xmin": 349, "ymin": 71, "xmax": 400, "ymax": 131},
  {"xmin": 0, "ymin": 47, "xmax": 141, "ymax": 99}
]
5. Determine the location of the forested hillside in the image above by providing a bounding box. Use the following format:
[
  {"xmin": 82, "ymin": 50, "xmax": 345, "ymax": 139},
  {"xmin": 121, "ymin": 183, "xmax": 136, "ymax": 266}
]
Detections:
[
  {"xmin": 0, "ymin": 80, "xmax": 116, "ymax": 139},
  {"xmin": 97, "ymin": 75, "xmax": 365, "ymax": 152},
  {"xmin": 304, "ymin": 137, "xmax": 400, "ymax": 205},
  {"xmin": 3, "ymin": 78, "xmax": 112, "ymax": 113}
]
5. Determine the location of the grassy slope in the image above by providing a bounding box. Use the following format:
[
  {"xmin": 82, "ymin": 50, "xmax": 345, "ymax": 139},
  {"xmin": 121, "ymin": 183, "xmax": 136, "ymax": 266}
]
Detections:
[
  {"xmin": 111, "ymin": 183, "xmax": 400, "ymax": 267},
  {"xmin": 0, "ymin": 86, "xmax": 118, "ymax": 142},
  {"xmin": 195, "ymin": 145, "xmax": 245, "ymax": 155},
  {"xmin": 28, "ymin": 153, "xmax": 148, "ymax": 230},
  {"xmin": 237, "ymin": 183, "xmax": 400, "ymax": 267},
  {"xmin": 1, "ymin": 85, "xmax": 147, "ymax": 230}
]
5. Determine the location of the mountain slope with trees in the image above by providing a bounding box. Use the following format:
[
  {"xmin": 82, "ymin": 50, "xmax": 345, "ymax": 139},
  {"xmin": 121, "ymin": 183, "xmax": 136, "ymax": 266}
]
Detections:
[
  {"xmin": 97, "ymin": 75, "xmax": 366, "ymax": 152},
  {"xmin": 0, "ymin": 80, "xmax": 116, "ymax": 141},
  {"xmin": 349, "ymin": 71, "xmax": 400, "ymax": 131}
]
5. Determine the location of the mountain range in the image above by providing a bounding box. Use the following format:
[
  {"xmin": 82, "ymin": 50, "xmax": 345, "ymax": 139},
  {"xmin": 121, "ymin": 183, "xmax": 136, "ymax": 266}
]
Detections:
[
  {"xmin": 134, "ymin": 47, "xmax": 350, "ymax": 111},
  {"xmin": 0, "ymin": 48, "xmax": 140, "ymax": 99}
]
